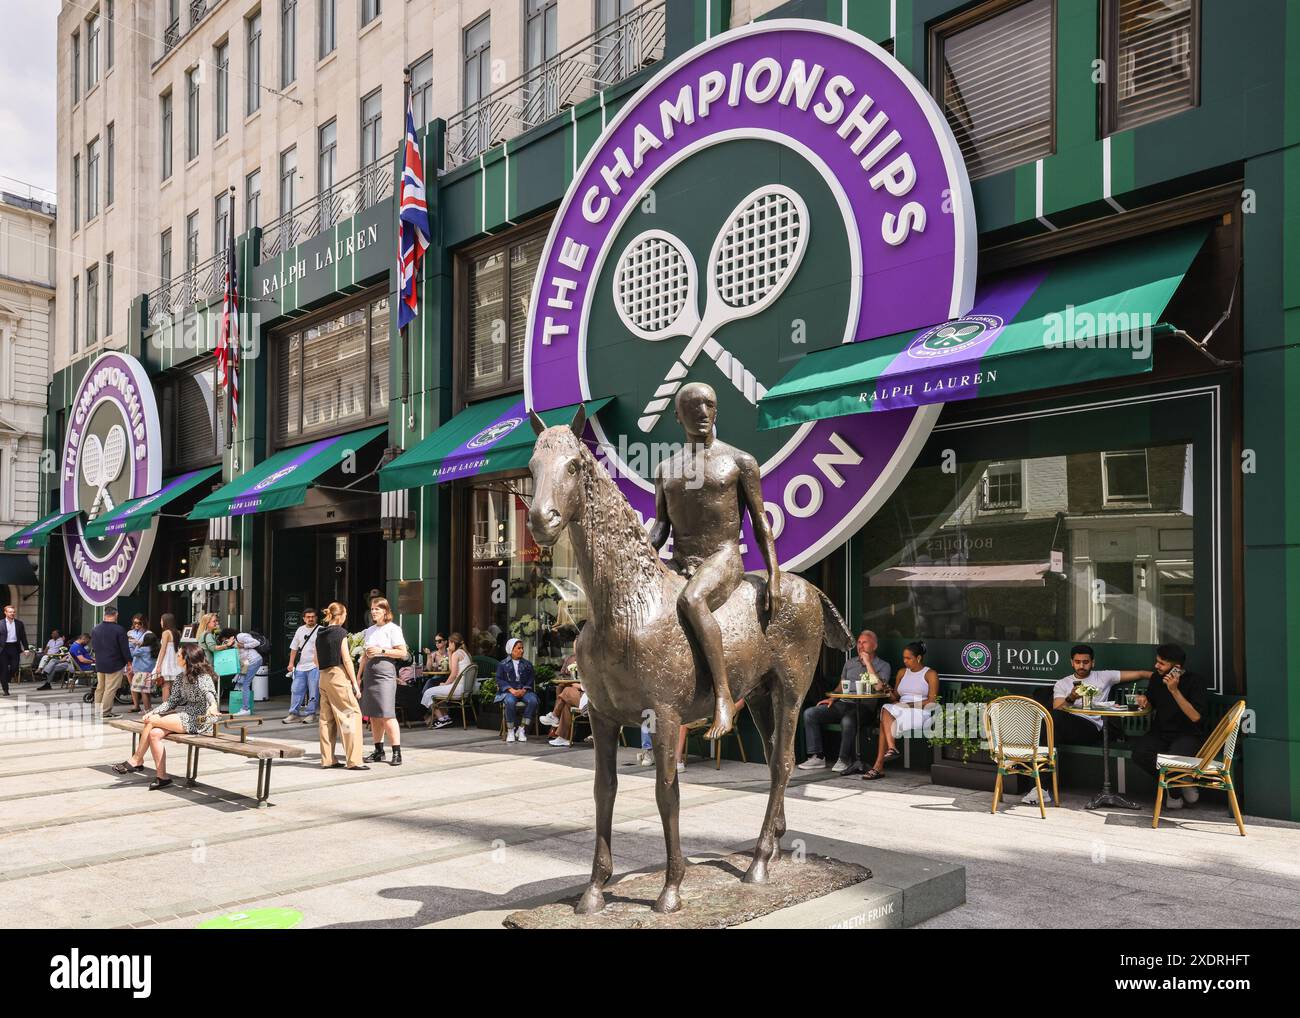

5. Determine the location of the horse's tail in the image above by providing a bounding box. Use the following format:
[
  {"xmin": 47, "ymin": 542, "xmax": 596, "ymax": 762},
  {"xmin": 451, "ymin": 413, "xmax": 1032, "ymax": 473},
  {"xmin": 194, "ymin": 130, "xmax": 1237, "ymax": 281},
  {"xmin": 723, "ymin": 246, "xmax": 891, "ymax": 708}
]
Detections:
[{"xmin": 817, "ymin": 589, "xmax": 855, "ymax": 653}]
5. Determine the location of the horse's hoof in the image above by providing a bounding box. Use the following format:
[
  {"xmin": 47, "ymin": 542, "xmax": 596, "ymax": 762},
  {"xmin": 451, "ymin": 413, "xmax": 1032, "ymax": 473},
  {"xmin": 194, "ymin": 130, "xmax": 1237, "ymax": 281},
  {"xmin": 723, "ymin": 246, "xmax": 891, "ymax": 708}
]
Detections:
[
  {"xmin": 652, "ymin": 885, "xmax": 682, "ymax": 913},
  {"xmin": 743, "ymin": 859, "xmax": 769, "ymax": 885},
  {"xmin": 575, "ymin": 887, "xmax": 605, "ymax": 915}
]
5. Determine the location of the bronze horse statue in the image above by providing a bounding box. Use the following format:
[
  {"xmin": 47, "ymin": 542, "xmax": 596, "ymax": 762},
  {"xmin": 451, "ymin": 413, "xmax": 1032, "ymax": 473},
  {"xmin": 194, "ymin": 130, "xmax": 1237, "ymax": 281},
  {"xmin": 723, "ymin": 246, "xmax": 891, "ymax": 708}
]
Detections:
[{"xmin": 527, "ymin": 407, "xmax": 853, "ymax": 913}]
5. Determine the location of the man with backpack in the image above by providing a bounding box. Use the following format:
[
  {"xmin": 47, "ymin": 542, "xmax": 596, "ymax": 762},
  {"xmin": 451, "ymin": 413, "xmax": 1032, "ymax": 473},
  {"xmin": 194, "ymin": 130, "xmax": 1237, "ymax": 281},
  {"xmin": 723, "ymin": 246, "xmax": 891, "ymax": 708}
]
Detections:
[{"xmin": 284, "ymin": 608, "xmax": 322, "ymax": 725}]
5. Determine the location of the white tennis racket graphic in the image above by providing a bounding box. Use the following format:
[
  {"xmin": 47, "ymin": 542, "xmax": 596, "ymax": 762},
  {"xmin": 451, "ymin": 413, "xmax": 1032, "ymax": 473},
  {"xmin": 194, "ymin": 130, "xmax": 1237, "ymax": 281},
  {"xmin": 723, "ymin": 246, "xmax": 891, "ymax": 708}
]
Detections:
[
  {"xmin": 81, "ymin": 424, "xmax": 127, "ymax": 518},
  {"xmin": 612, "ymin": 184, "xmax": 810, "ymax": 433}
]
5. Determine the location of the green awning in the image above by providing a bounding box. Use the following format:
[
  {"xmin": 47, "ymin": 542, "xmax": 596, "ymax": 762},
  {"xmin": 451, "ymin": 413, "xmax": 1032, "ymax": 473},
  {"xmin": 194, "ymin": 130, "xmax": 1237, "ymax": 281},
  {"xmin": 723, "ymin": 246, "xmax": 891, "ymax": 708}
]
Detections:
[
  {"xmin": 3, "ymin": 510, "xmax": 79, "ymax": 551},
  {"xmin": 379, "ymin": 396, "xmax": 612, "ymax": 491},
  {"xmin": 189, "ymin": 425, "xmax": 388, "ymax": 519},
  {"xmin": 83, "ymin": 466, "xmax": 222, "ymax": 539},
  {"xmin": 758, "ymin": 225, "xmax": 1208, "ymax": 429}
]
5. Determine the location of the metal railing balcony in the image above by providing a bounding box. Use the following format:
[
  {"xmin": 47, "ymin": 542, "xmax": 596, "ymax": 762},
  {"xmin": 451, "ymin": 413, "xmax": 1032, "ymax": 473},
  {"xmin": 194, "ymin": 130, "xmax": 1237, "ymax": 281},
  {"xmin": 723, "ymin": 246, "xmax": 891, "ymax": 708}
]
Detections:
[
  {"xmin": 443, "ymin": 0, "xmax": 666, "ymax": 171},
  {"xmin": 146, "ymin": 249, "xmax": 225, "ymax": 323},
  {"xmin": 258, "ymin": 152, "xmax": 395, "ymax": 261}
]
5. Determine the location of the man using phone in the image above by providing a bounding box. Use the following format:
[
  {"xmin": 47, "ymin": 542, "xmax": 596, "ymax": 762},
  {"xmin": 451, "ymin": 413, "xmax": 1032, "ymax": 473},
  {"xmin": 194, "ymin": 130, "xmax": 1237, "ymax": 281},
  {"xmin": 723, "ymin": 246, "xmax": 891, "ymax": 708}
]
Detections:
[{"xmin": 1129, "ymin": 643, "xmax": 1207, "ymax": 809}]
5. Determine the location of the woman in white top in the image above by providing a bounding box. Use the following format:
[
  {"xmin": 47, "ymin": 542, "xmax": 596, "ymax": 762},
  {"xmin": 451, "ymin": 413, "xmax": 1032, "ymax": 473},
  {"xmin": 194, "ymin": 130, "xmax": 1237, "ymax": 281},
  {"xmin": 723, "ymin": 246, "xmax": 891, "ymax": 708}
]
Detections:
[
  {"xmin": 358, "ymin": 598, "xmax": 408, "ymax": 765},
  {"xmin": 155, "ymin": 613, "xmax": 183, "ymax": 703},
  {"xmin": 422, "ymin": 632, "xmax": 474, "ymax": 729},
  {"xmin": 862, "ymin": 642, "xmax": 939, "ymax": 780}
]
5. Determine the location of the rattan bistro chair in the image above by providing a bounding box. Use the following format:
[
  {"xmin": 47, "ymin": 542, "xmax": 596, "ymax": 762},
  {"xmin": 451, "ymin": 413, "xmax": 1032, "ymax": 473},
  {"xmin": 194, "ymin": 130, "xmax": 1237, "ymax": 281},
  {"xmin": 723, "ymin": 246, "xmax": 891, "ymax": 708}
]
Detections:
[
  {"xmin": 17, "ymin": 649, "xmax": 37, "ymax": 683},
  {"xmin": 1153, "ymin": 699, "xmax": 1248, "ymax": 836},
  {"xmin": 984, "ymin": 695, "xmax": 1059, "ymax": 819},
  {"xmin": 429, "ymin": 663, "xmax": 479, "ymax": 729}
]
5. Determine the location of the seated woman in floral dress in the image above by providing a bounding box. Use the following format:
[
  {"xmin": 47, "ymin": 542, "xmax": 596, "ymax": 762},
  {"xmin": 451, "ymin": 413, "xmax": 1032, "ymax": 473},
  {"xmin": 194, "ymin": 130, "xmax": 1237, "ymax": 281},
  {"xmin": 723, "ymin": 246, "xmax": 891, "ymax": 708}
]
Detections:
[{"xmin": 111, "ymin": 644, "xmax": 219, "ymax": 790}]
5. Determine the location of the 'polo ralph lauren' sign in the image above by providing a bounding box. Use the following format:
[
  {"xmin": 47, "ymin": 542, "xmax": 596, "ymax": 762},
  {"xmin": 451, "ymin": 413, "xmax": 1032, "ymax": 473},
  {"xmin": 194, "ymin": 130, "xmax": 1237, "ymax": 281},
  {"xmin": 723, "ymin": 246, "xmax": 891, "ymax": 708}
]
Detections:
[
  {"xmin": 525, "ymin": 20, "xmax": 976, "ymax": 570},
  {"xmin": 61, "ymin": 352, "xmax": 162, "ymax": 605}
]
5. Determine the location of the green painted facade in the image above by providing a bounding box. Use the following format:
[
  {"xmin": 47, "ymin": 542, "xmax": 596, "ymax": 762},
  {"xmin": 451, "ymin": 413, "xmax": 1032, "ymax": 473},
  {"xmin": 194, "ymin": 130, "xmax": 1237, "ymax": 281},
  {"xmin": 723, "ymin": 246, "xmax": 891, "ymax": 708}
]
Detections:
[{"xmin": 36, "ymin": 0, "xmax": 1300, "ymax": 818}]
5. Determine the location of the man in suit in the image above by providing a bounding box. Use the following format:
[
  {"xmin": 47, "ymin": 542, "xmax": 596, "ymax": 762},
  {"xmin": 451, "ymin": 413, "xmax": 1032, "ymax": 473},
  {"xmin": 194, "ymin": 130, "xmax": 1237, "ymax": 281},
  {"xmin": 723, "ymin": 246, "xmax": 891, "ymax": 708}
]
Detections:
[
  {"xmin": 90, "ymin": 607, "xmax": 132, "ymax": 719},
  {"xmin": 494, "ymin": 638, "xmax": 539, "ymax": 743},
  {"xmin": 1, "ymin": 604, "xmax": 29, "ymax": 696}
]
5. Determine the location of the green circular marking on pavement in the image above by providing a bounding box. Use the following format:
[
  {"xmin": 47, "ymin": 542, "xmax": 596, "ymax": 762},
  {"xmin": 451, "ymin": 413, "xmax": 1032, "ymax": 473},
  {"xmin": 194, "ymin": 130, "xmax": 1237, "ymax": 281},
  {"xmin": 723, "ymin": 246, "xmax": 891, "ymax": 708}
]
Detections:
[{"xmin": 198, "ymin": 908, "xmax": 302, "ymax": 930}]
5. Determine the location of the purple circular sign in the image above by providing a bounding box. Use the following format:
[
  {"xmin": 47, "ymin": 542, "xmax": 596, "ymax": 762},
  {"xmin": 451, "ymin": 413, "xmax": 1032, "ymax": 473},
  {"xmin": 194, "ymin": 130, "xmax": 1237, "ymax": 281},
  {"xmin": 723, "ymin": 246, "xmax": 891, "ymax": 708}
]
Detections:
[
  {"xmin": 525, "ymin": 20, "xmax": 975, "ymax": 570},
  {"xmin": 61, "ymin": 352, "xmax": 162, "ymax": 606}
]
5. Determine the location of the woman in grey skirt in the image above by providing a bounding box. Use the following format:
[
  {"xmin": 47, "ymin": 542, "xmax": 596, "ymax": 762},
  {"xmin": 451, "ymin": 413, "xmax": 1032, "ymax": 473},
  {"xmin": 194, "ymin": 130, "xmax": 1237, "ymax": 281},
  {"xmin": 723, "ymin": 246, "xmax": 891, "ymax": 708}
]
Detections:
[
  {"xmin": 112, "ymin": 645, "xmax": 219, "ymax": 789},
  {"xmin": 360, "ymin": 597, "xmax": 409, "ymax": 766}
]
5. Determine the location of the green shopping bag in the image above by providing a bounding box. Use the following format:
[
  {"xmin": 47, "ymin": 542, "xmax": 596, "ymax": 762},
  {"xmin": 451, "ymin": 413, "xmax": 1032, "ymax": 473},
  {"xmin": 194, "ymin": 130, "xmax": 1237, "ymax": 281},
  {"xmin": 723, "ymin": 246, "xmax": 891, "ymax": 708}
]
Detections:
[
  {"xmin": 228, "ymin": 689, "xmax": 254, "ymax": 714},
  {"xmin": 213, "ymin": 647, "xmax": 241, "ymax": 676}
]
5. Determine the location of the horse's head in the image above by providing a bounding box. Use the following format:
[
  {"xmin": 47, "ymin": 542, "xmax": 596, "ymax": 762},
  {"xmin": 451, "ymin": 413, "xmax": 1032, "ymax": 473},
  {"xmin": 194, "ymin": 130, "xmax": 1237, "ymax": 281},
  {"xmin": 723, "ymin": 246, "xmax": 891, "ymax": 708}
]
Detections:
[{"xmin": 527, "ymin": 405, "xmax": 588, "ymax": 547}]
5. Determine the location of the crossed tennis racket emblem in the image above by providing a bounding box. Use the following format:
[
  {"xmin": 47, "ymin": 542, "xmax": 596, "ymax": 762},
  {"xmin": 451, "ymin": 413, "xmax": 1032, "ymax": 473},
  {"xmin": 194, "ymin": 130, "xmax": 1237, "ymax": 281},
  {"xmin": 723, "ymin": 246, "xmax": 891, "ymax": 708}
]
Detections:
[
  {"xmin": 80, "ymin": 424, "xmax": 127, "ymax": 519},
  {"xmin": 612, "ymin": 184, "xmax": 810, "ymax": 433}
]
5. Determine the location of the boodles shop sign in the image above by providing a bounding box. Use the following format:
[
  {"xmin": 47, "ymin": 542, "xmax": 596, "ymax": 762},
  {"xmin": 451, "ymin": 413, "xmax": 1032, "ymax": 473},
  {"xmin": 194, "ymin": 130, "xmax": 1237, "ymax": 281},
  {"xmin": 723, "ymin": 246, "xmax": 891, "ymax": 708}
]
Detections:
[{"xmin": 525, "ymin": 19, "xmax": 976, "ymax": 570}]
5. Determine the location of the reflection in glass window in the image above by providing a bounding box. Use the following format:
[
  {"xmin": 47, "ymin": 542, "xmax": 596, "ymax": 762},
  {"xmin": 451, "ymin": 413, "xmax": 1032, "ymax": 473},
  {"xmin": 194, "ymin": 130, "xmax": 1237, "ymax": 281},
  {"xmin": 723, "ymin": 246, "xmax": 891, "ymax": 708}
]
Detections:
[{"xmin": 1102, "ymin": 449, "xmax": 1150, "ymax": 504}]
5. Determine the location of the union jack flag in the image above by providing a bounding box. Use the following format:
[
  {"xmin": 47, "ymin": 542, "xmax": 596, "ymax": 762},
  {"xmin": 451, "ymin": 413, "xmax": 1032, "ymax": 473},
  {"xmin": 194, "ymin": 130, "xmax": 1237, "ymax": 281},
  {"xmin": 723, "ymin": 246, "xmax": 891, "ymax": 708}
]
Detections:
[
  {"xmin": 217, "ymin": 206, "xmax": 240, "ymax": 444},
  {"xmin": 397, "ymin": 93, "xmax": 430, "ymax": 330}
]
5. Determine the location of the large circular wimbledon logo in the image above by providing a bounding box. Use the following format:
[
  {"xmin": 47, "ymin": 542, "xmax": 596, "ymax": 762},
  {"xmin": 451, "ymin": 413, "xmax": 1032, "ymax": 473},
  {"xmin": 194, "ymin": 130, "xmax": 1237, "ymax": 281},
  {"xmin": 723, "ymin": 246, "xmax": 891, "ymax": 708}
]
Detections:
[
  {"xmin": 61, "ymin": 352, "xmax": 162, "ymax": 606},
  {"xmin": 525, "ymin": 20, "xmax": 975, "ymax": 570}
]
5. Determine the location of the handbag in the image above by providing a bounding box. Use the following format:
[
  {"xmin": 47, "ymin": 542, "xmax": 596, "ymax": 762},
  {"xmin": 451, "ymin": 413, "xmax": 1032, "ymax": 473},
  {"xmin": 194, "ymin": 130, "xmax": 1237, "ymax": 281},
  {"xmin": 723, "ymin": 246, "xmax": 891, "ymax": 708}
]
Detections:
[{"xmin": 213, "ymin": 647, "xmax": 241, "ymax": 677}]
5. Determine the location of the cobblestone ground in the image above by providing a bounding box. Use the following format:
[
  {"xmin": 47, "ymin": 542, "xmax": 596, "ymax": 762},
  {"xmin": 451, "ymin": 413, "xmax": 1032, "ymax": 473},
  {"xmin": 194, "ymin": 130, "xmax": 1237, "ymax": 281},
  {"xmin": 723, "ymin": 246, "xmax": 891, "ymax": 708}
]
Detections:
[{"xmin": 2, "ymin": 683, "xmax": 1297, "ymax": 929}]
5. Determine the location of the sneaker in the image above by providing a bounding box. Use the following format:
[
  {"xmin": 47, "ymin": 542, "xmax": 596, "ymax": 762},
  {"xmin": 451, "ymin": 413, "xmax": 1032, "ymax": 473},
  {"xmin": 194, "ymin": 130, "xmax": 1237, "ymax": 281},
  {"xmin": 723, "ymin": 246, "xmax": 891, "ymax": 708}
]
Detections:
[
  {"xmin": 539, "ymin": 713, "xmax": 560, "ymax": 727},
  {"xmin": 433, "ymin": 715, "xmax": 454, "ymax": 729},
  {"xmin": 831, "ymin": 759, "xmax": 851, "ymax": 773},
  {"xmin": 234, "ymin": 709, "xmax": 252, "ymax": 717},
  {"xmin": 797, "ymin": 754, "xmax": 826, "ymax": 771},
  {"xmin": 299, "ymin": 714, "xmax": 317, "ymax": 725},
  {"xmin": 516, "ymin": 726, "xmax": 527, "ymax": 744},
  {"xmin": 1164, "ymin": 792, "xmax": 1184, "ymax": 810},
  {"xmin": 505, "ymin": 727, "xmax": 516, "ymax": 743},
  {"xmin": 636, "ymin": 751, "xmax": 655, "ymax": 767},
  {"xmin": 281, "ymin": 714, "xmax": 301, "ymax": 724},
  {"xmin": 549, "ymin": 737, "xmax": 571, "ymax": 747},
  {"xmin": 676, "ymin": 759, "xmax": 685, "ymax": 772},
  {"xmin": 1021, "ymin": 787, "xmax": 1053, "ymax": 806},
  {"xmin": 1182, "ymin": 787, "xmax": 1200, "ymax": 806}
]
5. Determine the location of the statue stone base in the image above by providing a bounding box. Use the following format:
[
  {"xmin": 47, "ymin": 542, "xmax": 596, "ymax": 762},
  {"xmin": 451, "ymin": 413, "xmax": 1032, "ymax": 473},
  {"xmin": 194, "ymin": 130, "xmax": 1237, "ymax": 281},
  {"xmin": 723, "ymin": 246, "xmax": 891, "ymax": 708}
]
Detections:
[{"xmin": 502, "ymin": 852, "xmax": 870, "ymax": 930}]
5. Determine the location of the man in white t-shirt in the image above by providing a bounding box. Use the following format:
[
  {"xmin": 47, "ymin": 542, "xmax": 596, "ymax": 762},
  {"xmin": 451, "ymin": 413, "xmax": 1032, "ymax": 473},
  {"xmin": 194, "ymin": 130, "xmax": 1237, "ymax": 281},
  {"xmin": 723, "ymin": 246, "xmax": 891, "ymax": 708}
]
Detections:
[
  {"xmin": 283, "ymin": 608, "xmax": 322, "ymax": 724},
  {"xmin": 1052, "ymin": 643, "xmax": 1151, "ymax": 745}
]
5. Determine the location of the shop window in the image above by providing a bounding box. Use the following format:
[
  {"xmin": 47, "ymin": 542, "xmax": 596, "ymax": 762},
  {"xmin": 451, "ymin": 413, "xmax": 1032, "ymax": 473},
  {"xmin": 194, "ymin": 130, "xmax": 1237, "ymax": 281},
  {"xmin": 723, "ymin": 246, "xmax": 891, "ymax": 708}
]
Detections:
[
  {"xmin": 1103, "ymin": 0, "xmax": 1198, "ymax": 135},
  {"xmin": 979, "ymin": 460, "xmax": 1022, "ymax": 510},
  {"xmin": 460, "ymin": 224, "xmax": 547, "ymax": 398},
  {"xmin": 854, "ymin": 440, "xmax": 1195, "ymax": 648},
  {"xmin": 1101, "ymin": 449, "xmax": 1149, "ymax": 505},
  {"xmin": 465, "ymin": 477, "xmax": 584, "ymax": 666},
  {"xmin": 273, "ymin": 294, "xmax": 390, "ymax": 444},
  {"xmin": 160, "ymin": 359, "xmax": 227, "ymax": 470},
  {"xmin": 931, "ymin": 0, "xmax": 1054, "ymax": 180}
]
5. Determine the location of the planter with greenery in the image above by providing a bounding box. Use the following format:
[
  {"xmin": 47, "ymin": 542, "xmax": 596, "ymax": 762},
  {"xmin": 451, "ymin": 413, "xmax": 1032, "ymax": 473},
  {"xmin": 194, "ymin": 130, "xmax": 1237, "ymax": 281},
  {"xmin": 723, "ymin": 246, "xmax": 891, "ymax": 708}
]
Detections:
[
  {"xmin": 928, "ymin": 684, "xmax": 1029, "ymax": 793},
  {"xmin": 475, "ymin": 676, "xmax": 502, "ymax": 731}
]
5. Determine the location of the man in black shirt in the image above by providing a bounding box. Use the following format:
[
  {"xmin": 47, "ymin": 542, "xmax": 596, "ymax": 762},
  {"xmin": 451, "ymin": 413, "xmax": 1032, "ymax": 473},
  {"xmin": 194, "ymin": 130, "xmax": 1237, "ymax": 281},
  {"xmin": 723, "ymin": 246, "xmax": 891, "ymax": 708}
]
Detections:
[
  {"xmin": 90, "ymin": 607, "xmax": 132, "ymax": 719},
  {"xmin": 1129, "ymin": 643, "xmax": 1207, "ymax": 809}
]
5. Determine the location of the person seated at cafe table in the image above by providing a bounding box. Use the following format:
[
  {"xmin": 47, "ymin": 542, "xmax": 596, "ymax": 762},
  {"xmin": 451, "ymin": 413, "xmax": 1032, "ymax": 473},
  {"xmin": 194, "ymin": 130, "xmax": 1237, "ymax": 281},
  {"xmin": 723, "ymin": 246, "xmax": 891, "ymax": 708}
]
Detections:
[
  {"xmin": 862, "ymin": 642, "xmax": 939, "ymax": 781},
  {"xmin": 540, "ymin": 650, "xmax": 583, "ymax": 748},
  {"xmin": 798, "ymin": 630, "xmax": 890, "ymax": 775},
  {"xmin": 1052, "ymin": 644, "xmax": 1152, "ymax": 746},
  {"xmin": 495, "ymin": 638, "xmax": 539, "ymax": 743},
  {"xmin": 1129, "ymin": 643, "xmax": 1208, "ymax": 810},
  {"xmin": 422, "ymin": 632, "xmax": 475, "ymax": 730}
]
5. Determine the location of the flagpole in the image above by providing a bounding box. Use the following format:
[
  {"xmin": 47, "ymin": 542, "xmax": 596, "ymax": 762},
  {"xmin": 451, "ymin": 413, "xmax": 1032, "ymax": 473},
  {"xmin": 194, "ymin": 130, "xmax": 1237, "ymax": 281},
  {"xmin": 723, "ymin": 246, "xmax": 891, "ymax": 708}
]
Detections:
[{"xmin": 401, "ymin": 66, "xmax": 414, "ymax": 430}]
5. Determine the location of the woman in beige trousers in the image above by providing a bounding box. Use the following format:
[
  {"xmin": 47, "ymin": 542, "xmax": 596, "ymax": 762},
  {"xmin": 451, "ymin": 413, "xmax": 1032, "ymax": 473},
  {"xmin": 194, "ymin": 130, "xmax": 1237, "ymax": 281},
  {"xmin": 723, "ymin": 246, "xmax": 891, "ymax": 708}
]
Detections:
[{"xmin": 316, "ymin": 602, "xmax": 367, "ymax": 770}]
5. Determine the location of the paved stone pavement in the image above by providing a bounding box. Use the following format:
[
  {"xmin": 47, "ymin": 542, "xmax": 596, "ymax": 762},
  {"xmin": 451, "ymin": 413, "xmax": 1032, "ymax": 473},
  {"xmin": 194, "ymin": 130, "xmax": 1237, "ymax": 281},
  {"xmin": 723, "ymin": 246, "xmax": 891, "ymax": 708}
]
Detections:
[{"xmin": 2, "ymin": 684, "xmax": 1298, "ymax": 929}]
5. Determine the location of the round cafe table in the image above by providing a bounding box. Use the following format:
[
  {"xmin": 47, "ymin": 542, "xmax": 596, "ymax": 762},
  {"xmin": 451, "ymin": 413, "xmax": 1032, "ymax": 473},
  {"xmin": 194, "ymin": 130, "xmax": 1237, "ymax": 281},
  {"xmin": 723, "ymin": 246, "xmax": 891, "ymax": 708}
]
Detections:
[
  {"xmin": 1060, "ymin": 703, "xmax": 1151, "ymax": 810},
  {"xmin": 826, "ymin": 690, "xmax": 890, "ymax": 764}
]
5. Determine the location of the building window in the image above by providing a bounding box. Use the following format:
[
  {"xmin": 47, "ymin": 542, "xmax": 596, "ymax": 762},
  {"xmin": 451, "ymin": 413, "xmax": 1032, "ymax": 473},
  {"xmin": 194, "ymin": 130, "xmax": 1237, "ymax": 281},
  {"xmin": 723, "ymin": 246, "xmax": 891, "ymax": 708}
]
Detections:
[
  {"xmin": 214, "ymin": 190, "xmax": 231, "ymax": 255},
  {"xmin": 1103, "ymin": 0, "xmax": 1199, "ymax": 134},
  {"xmin": 161, "ymin": 90, "xmax": 174, "ymax": 179},
  {"xmin": 361, "ymin": 0, "xmax": 381, "ymax": 27},
  {"xmin": 86, "ymin": 10, "xmax": 101, "ymax": 90},
  {"xmin": 462, "ymin": 15, "xmax": 492, "ymax": 158},
  {"xmin": 246, "ymin": 10, "xmax": 263, "ymax": 115},
  {"xmin": 273, "ymin": 293, "xmax": 390, "ymax": 442},
  {"xmin": 106, "ymin": 0, "xmax": 114, "ymax": 68},
  {"xmin": 1102, "ymin": 450, "xmax": 1150, "ymax": 505},
  {"xmin": 105, "ymin": 253, "xmax": 114, "ymax": 337},
  {"xmin": 185, "ymin": 211, "xmax": 200, "ymax": 277},
  {"xmin": 163, "ymin": 359, "xmax": 228, "ymax": 469},
  {"xmin": 160, "ymin": 229, "xmax": 173, "ymax": 291},
  {"xmin": 319, "ymin": 0, "xmax": 337, "ymax": 58},
  {"xmin": 279, "ymin": 145, "xmax": 298, "ymax": 215},
  {"xmin": 410, "ymin": 51, "xmax": 433, "ymax": 126},
  {"xmin": 281, "ymin": 0, "xmax": 297, "ymax": 86},
  {"xmin": 214, "ymin": 39, "xmax": 230, "ymax": 138},
  {"xmin": 186, "ymin": 65, "xmax": 201, "ymax": 162},
  {"xmin": 246, "ymin": 169, "xmax": 262, "ymax": 229},
  {"xmin": 318, "ymin": 117, "xmax": 337, "ymax": 198},
  {"xmin": 979, "ymin": 460, "xmax": 1023, "ymax": 510},
  {"xmin": 86, "ymin": 265, "xmax": 99, "ymax": 347},
  {"xmin": 524, "ymin": 0, "xmax": 558, "ymax": 124},
  {"xmin": 461, "ymin": 225, "xmax": 546, "ymax": 397},
  {"xmin": 106, "ymin": 122, "xmax": 115, "ymax": 205},
  {"xmin": 360, "ymin": 88, "xmax": 382, "ymax": 166},
  {"xmin": 72, "ymin": 154, "xmax": 80, "ymax": 229},
  {"xmin": 72, "ymin": 30, "xmax": 81, "ymax": 103},
  {"xmin": 71, "ymin": 278, "xmax": 79, "ymax": 353},
  {"xmin": 931, "ymin": 0, "xmax": 1054, "ymax": 180},
  {"xmin": 86, "ymin": 137, "xmax": 101, "ymax": 221}
]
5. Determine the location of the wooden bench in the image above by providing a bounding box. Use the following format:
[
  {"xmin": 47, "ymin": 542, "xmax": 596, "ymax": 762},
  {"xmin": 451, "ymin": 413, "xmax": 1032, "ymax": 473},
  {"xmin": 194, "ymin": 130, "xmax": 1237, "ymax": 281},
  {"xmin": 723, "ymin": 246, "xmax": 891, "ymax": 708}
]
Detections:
[{"xmin": 107, "ymin": 717, "xmax": 306, "ymax": 808}]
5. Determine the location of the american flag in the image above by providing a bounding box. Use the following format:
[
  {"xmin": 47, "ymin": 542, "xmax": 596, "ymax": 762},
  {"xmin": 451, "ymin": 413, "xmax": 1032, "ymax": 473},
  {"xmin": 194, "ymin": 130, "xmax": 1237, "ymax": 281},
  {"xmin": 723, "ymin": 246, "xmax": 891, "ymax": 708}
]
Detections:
[
  {"xmin": 217, "ymin": 203, "xmax": 240, "ymax": 444},
  {"xmin": 397, "ymin": 91, "xmax": 430, "ymax": 331}
]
